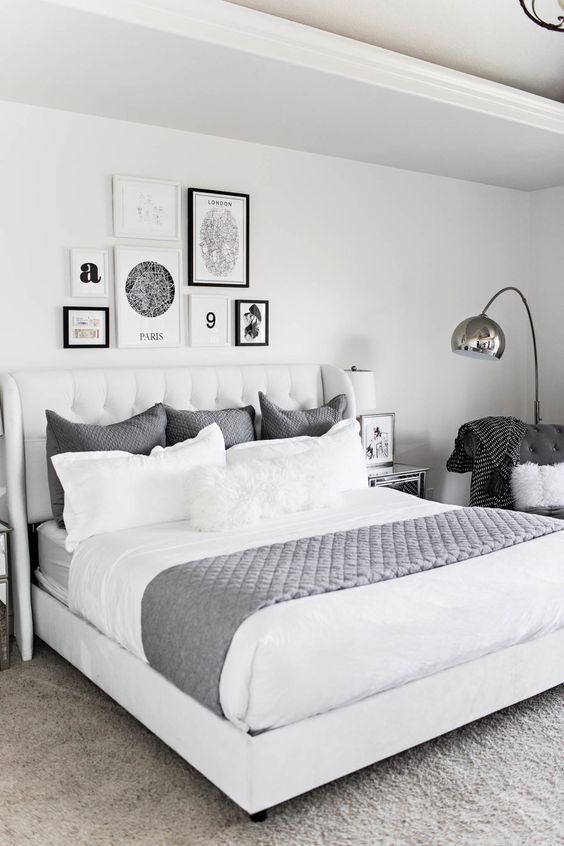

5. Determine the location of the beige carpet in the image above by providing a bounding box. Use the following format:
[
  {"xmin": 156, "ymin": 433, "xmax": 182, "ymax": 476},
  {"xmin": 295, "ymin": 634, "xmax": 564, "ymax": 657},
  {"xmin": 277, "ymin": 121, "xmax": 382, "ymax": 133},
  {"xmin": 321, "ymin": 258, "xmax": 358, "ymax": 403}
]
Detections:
[{"xmin": 1, "ymin": 640, "xmax": 564, "ymax": 846}]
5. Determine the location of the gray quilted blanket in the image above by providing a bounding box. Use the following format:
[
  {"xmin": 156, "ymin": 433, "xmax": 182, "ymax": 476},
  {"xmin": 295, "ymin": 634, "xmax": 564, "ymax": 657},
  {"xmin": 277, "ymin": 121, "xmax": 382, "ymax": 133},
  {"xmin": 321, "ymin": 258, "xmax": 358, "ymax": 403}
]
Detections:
[{"xmin": 140, "ymin": 507, "xmax": 563, "ymax": 717}]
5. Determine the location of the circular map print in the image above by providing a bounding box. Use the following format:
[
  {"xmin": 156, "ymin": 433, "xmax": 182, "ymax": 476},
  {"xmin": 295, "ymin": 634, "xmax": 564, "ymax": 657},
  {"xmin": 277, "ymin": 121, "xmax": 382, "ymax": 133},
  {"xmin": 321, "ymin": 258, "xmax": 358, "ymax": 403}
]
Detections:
[
  {"xmin": 125, "ymin": 261, "xmax": 175, "ymax": 317},
  {"xmin": 199, "ymin": 209, "xmax": 239, "ymax": 277}
]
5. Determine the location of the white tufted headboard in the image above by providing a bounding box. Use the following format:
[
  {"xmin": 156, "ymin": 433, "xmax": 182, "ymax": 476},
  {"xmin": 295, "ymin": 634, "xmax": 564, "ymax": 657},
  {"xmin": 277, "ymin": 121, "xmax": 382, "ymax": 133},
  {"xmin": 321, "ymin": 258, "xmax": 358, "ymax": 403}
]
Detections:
[{"xmin": 0, "ymin": 364, "xmax": 354, "ymax": 660}]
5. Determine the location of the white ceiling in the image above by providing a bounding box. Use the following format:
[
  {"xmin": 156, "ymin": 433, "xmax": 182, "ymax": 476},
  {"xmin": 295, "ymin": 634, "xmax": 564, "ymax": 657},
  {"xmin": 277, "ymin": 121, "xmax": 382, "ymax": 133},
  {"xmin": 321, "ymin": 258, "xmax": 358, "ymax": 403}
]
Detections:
[
  {"xmin": 1, "ymin": 0, "xmax": 564, "ymax": 191},
  {"xmin": 226, "ymin": 0, "xmax": 564, "ymax": 102}
]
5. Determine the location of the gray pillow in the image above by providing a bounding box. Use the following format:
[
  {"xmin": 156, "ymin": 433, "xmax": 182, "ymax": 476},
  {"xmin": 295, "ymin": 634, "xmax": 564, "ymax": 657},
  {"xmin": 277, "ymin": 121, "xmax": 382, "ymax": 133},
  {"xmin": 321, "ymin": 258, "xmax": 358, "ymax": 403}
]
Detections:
[
  {"xmin": 259, "ymin": 392, "xmax": 347, "ymax": 440},
  {"xmin": 46, "ymin": 403, "xmax": 167, "ymax": 527},
  {"xmin": 165, "ymin": 405, "xmax": 256, "ymax": 449}
]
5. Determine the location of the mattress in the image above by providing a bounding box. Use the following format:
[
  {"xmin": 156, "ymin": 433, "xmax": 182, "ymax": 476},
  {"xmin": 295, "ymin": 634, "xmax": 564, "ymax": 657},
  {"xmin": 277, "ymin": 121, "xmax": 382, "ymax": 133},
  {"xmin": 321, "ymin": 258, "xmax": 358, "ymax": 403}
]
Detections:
[
  {"xmin": 67, "ymin": 487, "xmax": 564, "ymax": 733},
  {"xmin": 36, "ymin": 520, "xmax": 71, "ymax": 604}
]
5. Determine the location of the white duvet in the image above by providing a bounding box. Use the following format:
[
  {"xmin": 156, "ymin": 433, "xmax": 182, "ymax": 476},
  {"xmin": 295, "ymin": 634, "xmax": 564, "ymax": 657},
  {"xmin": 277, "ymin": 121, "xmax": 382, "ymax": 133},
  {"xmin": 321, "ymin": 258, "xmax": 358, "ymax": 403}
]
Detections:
[{"xmin": 68, "ymin": 487, "xmax": 564, "ymax": 733}]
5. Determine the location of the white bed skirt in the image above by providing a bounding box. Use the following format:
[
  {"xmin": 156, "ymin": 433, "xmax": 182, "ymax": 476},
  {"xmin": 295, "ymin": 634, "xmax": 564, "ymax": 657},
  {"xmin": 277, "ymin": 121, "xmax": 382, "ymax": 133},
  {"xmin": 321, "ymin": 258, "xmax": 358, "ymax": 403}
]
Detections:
[{"xmin": 32, "ymin": 585, "xmax": 564, "ymax": 815}]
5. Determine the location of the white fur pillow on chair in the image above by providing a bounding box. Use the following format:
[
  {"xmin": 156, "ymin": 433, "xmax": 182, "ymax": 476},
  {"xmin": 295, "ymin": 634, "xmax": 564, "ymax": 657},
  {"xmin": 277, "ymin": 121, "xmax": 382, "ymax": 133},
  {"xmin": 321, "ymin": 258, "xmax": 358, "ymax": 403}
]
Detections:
[
  {"xmin": 511, "ymin": 461, "xmax": 564, "ymax": 510},
  {"xmin": 186, "ymin": 449, "xmax": 341, "ymax": 531}
]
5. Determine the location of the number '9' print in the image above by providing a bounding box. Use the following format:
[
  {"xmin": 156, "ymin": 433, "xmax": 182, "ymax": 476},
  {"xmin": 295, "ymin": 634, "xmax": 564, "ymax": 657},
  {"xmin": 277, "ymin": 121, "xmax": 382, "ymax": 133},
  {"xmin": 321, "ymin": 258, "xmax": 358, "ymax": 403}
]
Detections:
[{"xmin": 189, "ymin": 295, "xmax": 230, "ymax": 347}]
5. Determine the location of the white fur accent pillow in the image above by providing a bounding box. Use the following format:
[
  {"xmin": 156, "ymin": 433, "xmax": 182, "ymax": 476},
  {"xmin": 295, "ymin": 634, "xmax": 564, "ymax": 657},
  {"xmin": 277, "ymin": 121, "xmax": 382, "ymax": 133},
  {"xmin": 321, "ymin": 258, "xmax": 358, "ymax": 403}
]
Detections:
[
  {"xmin": 187, "ymin": 449, "xmax": 341, "ymax": 531},
  {"xmin": 227, "ymin": 418, "xmax": 367, "ymax": 492},
  {"xmin": 511, "ymin": 461, "xmax": 564, "ymax": 510},
  {"xmin": 52, "ymin": 423, "xmax": 226, "ymax": 551}
]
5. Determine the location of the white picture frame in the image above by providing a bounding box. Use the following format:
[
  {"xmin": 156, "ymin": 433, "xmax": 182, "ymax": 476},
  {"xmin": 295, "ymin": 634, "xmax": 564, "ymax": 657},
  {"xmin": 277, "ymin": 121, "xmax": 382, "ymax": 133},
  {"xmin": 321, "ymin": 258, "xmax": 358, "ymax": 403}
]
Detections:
[
  {"xmin": 189, "ymin": 295, "xmax": 230, "ymax": 347},
  {"xmin": 69, "ymin": 248, "xmax": 109, "ymax": 298},
  {"xmin": 360, "ymin": 412, "xmax": 395, "ymax": 467},
  {"xmin": 113, "ymin": 175, "xmax": 181, "ymax": 240},
  {"xmin": 114, "ymin": 247, "xmax": 182, "ymax": 349}
]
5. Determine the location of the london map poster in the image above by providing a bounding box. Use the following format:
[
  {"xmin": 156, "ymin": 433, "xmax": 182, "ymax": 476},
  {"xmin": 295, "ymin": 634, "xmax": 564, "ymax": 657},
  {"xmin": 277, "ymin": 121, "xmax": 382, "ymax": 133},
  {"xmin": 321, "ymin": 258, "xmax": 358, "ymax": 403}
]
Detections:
[
  {"xmin": 114, "ymin": 247, "xmax": 182, "ymax": 348},
  {"xmin": 188, "ymin": 188, "xmax": 249, "ymax": 287}
]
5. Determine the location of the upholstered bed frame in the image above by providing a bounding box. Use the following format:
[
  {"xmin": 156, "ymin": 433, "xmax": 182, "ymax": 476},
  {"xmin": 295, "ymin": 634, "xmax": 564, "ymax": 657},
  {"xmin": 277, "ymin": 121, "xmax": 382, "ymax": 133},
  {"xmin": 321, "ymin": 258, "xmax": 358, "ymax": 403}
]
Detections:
[{"xmin": 2, "ymin": 363, "xmax": 564, "ymax": 819}]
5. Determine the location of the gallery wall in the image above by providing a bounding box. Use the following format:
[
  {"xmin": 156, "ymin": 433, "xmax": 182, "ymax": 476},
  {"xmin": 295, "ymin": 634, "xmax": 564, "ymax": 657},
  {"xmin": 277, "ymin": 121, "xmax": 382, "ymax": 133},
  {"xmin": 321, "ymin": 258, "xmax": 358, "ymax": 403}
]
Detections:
[{"xmin": 0, "ymin": 99, "xmax": 532, "ymax": 513}]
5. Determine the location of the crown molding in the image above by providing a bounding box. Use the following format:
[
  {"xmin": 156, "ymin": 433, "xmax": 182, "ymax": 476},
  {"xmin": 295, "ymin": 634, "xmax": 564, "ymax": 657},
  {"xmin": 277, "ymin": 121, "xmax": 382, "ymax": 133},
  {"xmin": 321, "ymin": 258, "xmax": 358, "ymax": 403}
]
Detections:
[{"xmin": 43, "ymin": 0, "xmax": 564, "ymax": 135}]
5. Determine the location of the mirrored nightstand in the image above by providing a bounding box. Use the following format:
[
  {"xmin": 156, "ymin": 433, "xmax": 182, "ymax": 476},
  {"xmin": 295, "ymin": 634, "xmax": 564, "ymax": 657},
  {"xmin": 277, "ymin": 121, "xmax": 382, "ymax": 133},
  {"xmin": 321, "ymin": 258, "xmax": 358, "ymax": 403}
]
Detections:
[
  {"xmin": 0, "ymin": 521, "xmax": 12, "ymax": 670},
  {"xmin": 367, "ymin": 463, "xmax": 429, "ymax": 499}
]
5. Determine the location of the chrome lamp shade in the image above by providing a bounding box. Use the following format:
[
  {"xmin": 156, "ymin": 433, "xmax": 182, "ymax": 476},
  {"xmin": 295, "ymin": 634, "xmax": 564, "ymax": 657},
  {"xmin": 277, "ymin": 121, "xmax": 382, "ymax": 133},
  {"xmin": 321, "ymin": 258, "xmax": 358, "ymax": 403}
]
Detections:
[
  {"xmin": 451, "ymin": 314, "xmax": 506, "ymax": 360},
  {"xmin": 450, "ymin": 286, "xmax": 541, "ymax": 424}
]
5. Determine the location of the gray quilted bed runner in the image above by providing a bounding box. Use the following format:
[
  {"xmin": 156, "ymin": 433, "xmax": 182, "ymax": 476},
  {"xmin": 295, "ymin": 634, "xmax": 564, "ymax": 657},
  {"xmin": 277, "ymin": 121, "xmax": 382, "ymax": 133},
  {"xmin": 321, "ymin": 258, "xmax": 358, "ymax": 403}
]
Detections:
[{"xmin": 140, "ymin": 507, "xmax": 563, "ymax": 717}]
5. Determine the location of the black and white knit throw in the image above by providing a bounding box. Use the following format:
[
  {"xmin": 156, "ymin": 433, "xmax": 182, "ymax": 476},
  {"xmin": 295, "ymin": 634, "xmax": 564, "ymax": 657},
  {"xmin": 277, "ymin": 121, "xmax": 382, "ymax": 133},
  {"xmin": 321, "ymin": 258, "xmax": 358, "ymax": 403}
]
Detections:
[{"xmin": 446, "ymin": 416, "xmax": 527, "ymax": 508}]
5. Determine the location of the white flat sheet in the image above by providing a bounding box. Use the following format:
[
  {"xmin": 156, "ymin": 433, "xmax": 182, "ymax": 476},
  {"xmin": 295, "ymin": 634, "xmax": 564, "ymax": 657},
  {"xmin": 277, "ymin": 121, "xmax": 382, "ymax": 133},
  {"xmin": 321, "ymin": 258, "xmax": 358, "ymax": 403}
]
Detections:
[
  {"xmin": 36, "ymin": 520, "xmax": 71, "ymax": 604},
  {"xmin": 68, "ymin": 487, "xmax": 564, "ymax": 733}
]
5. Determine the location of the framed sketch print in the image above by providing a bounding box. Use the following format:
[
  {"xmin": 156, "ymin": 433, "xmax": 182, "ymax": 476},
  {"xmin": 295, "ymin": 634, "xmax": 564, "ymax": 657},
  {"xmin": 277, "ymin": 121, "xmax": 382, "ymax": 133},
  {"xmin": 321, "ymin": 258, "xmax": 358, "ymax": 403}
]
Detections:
[
  {"xmin": 189, "ymin": 295, "xmax": 230, "ymax": 347},
  {"xmin": 113, "ymin": 175, "xmax": 181, "ymax": 240},
  {"xmin": 360, "ymin": 412, "xmax": 395, "ymax": 467},
  {"xmin": 235, "ymin": 299, "xmax": 269, "ymax": 346},
  {"xmin": 115, "ymin": 247, "xmax": 182, "ymax": 348},
  {"xmin": 70, "ymin": 248, "xmax": 108, "ymax": 297},
  {"xmin": 188, "ymin": 188, "xmax": 249, "ymax": 287},
  {"xmin": 63, "ymin": 306, "xmax": 109, "ymax": 349}
]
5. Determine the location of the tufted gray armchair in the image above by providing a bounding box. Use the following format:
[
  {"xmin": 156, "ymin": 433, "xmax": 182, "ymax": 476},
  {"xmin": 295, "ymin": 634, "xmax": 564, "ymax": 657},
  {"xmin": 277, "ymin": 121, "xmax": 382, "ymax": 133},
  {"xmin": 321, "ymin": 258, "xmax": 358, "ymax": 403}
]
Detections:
[{"xmin": 465, "ymin": 423, "xmax": 564, "ymax": 519}]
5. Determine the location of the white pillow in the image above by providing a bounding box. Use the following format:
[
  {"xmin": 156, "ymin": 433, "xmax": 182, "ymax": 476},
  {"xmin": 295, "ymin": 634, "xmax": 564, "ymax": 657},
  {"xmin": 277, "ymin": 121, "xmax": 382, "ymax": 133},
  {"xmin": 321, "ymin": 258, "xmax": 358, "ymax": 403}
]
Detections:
[
  {"xmin": 511, "ymin": 461, "xmax": 564, "ymax": 510},
  {"xmin": 227, "ymin": 418, "xmax": 367, "ymax": 492},
  {"xmin": 187, "ymin": 448, "xmax": 341, "ymax": 532},
  {"xmin": 52, "ymin": 423, "xmax": 226, "ymax": 551}
]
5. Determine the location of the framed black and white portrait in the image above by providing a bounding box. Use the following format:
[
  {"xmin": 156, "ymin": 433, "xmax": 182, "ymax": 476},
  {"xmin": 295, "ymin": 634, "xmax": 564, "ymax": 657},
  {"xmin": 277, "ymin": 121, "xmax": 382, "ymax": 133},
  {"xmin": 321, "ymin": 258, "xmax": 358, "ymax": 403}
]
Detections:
[
  {"xmin": 114, "ymin": 247, "xmax": 182, "ymax": 348},
  {"xmin": 63, "ymin": 306, "xmax": 109, "ymax": 349},
  {"xmin": 360, "ymin": 412, "xmax": 395, "ymax": 467},
  {"xmin": 188, "ymin": 188, "xmax": 249, "ymax": 287},
  {"xmin": 70, "ymin": 249, "xmax": 109, "ymax": 298},
  {"xmin": 189, "ymin": 295, "xmax": 230, "ymax": 347},
  {"xmin": 235, "ymin": 299, "xmax": 269, "ymax": 346},
  {"xmin": 113, "ymin": 175, "xmax": 181, "ymax": 240}
]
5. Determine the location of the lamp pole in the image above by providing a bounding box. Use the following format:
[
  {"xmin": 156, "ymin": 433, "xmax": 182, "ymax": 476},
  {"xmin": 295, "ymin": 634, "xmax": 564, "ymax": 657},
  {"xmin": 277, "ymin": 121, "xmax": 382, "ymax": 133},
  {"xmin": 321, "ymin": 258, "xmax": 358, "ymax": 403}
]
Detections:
[{"xmin": 480, "ymin": 286, "xmax": 541, "ymax": 425}]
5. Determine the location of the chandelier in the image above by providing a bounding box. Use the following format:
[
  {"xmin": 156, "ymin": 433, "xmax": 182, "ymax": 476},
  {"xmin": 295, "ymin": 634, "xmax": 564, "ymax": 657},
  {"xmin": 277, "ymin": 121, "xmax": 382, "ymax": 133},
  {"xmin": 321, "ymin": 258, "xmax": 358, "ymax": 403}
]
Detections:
[{"xmin": 519, "ymin": 0, "xmax": 564, "ymax": 30}]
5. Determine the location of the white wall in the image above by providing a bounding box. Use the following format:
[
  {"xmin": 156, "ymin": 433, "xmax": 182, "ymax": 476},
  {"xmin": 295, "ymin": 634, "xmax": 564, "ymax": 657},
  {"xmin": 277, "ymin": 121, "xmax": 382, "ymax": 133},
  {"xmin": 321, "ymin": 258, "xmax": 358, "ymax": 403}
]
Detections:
[
  {"xmin": 530, "ymin": 185, "xmax": 564, "ymax": 424},
  {"xmin": 0, "ymin": 99, "xmax": 532, "ymax": 512}
]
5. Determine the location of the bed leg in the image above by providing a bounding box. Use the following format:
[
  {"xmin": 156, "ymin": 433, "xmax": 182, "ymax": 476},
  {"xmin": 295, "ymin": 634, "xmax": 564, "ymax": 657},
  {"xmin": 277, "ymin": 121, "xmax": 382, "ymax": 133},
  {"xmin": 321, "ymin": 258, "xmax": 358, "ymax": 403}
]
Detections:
[{"xmin": 249, "ymin": 810, "xmax": 268, "ymax": 823}]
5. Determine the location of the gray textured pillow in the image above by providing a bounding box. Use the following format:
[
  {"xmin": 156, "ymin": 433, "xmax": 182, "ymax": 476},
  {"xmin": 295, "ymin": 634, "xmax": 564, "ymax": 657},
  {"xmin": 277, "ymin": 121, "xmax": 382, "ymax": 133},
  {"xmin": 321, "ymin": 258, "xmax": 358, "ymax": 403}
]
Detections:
[
  {"xmin": 46, "ymin": 404, "xmax": 167, "ymax": 527},
  {"xmin": 165, "ymin": 405, "xmax": 256, "ymax": 449},
  {"xmin": 259, "ymin": 392, "xmax": 347, "ymax": 440}
]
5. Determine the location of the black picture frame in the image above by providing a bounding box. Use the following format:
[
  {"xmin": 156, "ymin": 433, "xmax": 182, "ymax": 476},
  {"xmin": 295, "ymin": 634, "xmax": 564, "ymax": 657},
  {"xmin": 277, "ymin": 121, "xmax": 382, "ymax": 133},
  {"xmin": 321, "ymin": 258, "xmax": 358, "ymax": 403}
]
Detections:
[
  {"xmin": 188, "ymin": 188, "xmax": 250, "ymax": 288},
  {"xmin": 235, "ymin": 299, "xmax": 269, "ymax": 347},
  {"xmin": 63, "ymin": 306, "xmax": 110, "ymax": 349}
]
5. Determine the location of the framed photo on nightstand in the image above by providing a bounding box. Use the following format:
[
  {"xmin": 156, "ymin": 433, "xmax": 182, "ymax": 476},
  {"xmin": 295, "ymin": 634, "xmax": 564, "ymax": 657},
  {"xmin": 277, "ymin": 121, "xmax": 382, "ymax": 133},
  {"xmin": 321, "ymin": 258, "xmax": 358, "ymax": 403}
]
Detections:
[{"xmin": 360, "ymin": 412, "xmax": 395, "ymax": 467}]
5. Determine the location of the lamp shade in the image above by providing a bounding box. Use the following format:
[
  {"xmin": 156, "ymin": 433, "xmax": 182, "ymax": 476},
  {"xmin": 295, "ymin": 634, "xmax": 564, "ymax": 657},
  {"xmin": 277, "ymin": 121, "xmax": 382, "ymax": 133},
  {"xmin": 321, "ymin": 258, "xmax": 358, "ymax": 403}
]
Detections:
[
  {"xmin": 345, "ymin": 367, "xmax": 376, "ymax": 412},
  {"xmin": 451, "ymin": 314, "xmax": 505, "ymax": 361}
]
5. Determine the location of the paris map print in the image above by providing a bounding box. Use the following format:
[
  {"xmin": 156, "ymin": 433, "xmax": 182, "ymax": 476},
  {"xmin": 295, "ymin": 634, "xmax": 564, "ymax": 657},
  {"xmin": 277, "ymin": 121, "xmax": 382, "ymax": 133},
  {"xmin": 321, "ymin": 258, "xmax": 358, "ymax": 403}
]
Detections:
[
  {"xmin": 125, "ymin": 261, "xmax": 175, "ymax": 318},
  {"xmin": 115, "ymin": 248, "xmax": 181, "ymax": 349}
]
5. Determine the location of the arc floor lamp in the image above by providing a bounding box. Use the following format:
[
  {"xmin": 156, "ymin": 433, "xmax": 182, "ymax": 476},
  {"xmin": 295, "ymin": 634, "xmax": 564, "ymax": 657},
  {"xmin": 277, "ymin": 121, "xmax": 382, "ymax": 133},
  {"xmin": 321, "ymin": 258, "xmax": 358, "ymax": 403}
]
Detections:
[{"xmin": 451, "ymin": 286, "xmax": 541, "ymax": 424}]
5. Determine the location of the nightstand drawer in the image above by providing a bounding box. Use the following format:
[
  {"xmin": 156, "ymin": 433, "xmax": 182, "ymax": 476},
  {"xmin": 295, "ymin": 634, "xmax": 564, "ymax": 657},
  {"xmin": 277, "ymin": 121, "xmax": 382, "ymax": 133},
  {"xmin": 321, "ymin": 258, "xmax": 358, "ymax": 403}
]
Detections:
[{"xmin": 0, "ymin": 533, "xmax": 6, "ymax": 578}]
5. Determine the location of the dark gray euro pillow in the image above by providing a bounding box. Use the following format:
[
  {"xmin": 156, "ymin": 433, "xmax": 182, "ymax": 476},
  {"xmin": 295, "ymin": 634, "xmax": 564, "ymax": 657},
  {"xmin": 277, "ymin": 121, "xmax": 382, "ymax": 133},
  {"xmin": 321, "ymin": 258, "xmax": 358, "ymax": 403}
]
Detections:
[
  {"xmin": 258, "ymin": 392, "xmax": 347, "ymax": 440},
  {"xmin": 46, "ymin": 403, "xmax": 167, "ymax": 527},
  {"xmin": 165, "ymin": 405, "xmax": 256, "ymax": 449}
]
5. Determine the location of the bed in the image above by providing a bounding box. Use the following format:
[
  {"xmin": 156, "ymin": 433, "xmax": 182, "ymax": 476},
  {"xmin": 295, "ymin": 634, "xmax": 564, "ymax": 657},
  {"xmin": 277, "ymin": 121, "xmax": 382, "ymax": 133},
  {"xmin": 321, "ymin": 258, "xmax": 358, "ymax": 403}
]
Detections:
[{"xmin": 3, "ymin": 364, "xmax": 564, "ymax": 820}]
